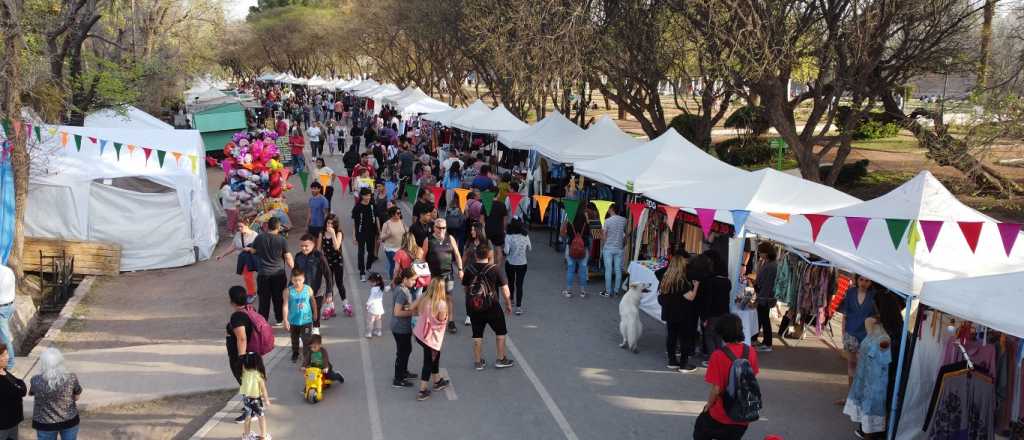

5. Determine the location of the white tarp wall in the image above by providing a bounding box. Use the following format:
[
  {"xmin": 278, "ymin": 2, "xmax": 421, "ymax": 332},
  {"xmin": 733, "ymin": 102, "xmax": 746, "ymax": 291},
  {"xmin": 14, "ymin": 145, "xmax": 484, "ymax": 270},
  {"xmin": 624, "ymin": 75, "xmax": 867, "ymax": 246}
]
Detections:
[{"xmin": 26, "ymin": 125, "xmax": 217, "ymax": 271}]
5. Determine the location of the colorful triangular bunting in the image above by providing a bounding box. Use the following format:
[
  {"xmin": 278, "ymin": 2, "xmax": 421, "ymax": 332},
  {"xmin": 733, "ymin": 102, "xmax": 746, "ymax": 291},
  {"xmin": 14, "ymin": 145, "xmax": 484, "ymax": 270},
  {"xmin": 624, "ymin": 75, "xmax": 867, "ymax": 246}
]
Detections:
[
  {"xmin": 803, "ymin": 214, "xmax": 831, "ymax": 242},
  {"xmin": 591, "ymin": 200, "xmax": 613, "ymax": 227},
  {"xmin": 507, "ymin": 192, "xmax": 524, "ymax": 217},
  {"xmin": 156, "ymin": 149, "xmax": 166, "ymax": 167},
  {"xmin": 188, "ymin": 154, "xmax": 198, "ymax": 174},
  {"xmin": 454, "ymin": 188, "xmax": 470, "ymax": 212},
  {"xmin": 428, "ymin": 186, "xmax": 444, "ymax": 210},
  {"xmin": 480, "ymin": 190, "xmax": 496, "ymax": 215},
  {"xmin": 844, "ymin": 217, "xmax": 870, "ymax": 249},
  {"xmin": 998, "ymin": 223, "xmax": 1021, "ymax": 256},
  {"xmin": 661, "ymin": 206, "xmax": 680, "ymax": 232},
  {"xmin": 884, "ymin": 218, "xmax": 911, "ymax": 250},
  {"xmin": 918, "ymin": 220, "xmax": 944, "ymax": 252},
  {"xmin": 405, "ymin": 183, "xmax": 419, "ymax": 204},
  {"xmin": 73, "ymin": 134, "xmax": 83, "ymax": 151},
  {"xmin": 562, "ymin": 198, "xmax": 580, "ymax": 223},
  {"xmin": 534, "ymin": 195, "xmax": 554, "ymax": 222},
  {"xmin": 957, "ymin": 221, "xmax": 983, "ymax": 253},
  {"xmin": 299, "ymin": 170, "xmax": 309, "ymax": 191},
  {"xmin": 729, "ymin": 210, "xmax": 750, "ymax": 236},
  {"xmin": 99, "ymin": 139, "xmax": 108, "ymax": 156},
  {"xmin": 142, "ymin": 147, "xmax": 153, "ymax": 165},
  {"xmin": 908, "ymin": 220, "xmax": 921, "ymax": 255},
  {"xmin": 627, "ymin": 202, "xmax": 645, "ymax": 228},
  {"xmin": 695, "ymin": 208, "xmax": 716, "ymax": 239}
]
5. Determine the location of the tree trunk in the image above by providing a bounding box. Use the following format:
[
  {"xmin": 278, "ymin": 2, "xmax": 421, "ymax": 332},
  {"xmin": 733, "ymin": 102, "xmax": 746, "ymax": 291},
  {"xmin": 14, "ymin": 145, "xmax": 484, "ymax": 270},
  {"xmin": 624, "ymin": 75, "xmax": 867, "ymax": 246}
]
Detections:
[
  {"xmin": 977, "ymin": 0, "xmax": 996, "ymax": 89},
  {"xmin": 1, "ymin": 0, "xmax": 27, "ymax": 284}
]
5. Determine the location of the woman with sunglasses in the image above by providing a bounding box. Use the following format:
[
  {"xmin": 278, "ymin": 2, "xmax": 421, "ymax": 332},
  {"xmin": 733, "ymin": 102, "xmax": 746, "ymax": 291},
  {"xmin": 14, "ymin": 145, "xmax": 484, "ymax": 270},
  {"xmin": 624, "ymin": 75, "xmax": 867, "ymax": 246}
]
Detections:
[{"xmin": 380, "ymin": 206, "xmax": 406, "ymax": 279}]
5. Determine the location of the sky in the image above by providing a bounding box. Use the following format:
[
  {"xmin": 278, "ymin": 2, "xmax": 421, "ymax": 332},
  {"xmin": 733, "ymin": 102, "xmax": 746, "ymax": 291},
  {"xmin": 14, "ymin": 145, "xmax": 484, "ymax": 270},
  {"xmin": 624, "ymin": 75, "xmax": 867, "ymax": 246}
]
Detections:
[{"xmin": 226, "ymin": 0, "xmax": 258, "ymax": 21}]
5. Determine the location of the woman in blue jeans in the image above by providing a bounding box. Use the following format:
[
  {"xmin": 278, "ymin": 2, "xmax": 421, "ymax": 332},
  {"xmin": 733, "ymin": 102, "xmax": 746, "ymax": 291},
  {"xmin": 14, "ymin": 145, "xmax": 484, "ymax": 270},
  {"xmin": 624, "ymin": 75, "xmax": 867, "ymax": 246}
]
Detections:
[
  {"xmin": 30, "ymin": 348, "xmax": 82, "ymax": 440},
  {"xmin": 561, "ymin": 211, "xmax": 591, "ymax": 298}
]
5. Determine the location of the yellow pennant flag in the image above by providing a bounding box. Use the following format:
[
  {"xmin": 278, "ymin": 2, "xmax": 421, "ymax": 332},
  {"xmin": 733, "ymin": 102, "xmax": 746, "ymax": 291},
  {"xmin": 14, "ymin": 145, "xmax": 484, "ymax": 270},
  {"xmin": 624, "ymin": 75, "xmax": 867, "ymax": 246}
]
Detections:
[
  {"xmin": 188, "ymin": 154, "xmax": 198, "ymax": 174},
  {"xmin": 533, "ymin": 195, "xmax": 554, "ymax": 222},
  {"xmin": 318, "ymin": 173, "xmax": 331, "ymax": 189},
  {"xmin": 591, "ymin": 200, "xmax": 613, "ymax": 227},
  {"xmin": 907, "ymin": 220, "xmax": 921, "ymax": 256},
  {"xmin": 48, "ymin": 126, "xmax": 58, "ymax": 137},
  {"xmin": 454, "ymin": 188, "xmax": 471, "ymax": 212}
]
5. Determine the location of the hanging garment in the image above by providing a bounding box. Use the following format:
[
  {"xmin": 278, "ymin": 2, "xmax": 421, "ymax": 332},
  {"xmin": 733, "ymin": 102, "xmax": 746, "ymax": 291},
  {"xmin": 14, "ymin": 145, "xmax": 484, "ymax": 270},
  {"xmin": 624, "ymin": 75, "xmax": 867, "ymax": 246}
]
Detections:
[
  {"xmin": 896, "ymin": 312, "xmax": 953, "ymax": 440},
  {"xmin": 844, "ymin": 332, "xmax": 893, "ymax": 434},
  {"xmin": 924, "ymin": 367, "xmax": 995, "ymax": 440}
]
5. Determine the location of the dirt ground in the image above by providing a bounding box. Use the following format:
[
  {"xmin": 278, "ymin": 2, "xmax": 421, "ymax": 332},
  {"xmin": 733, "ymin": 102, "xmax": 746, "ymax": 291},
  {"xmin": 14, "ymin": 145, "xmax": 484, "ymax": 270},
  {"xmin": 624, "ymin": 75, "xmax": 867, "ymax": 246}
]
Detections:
[{"xmin": 16, "ymin": 390, "xmax": 236, "ymax": 440}]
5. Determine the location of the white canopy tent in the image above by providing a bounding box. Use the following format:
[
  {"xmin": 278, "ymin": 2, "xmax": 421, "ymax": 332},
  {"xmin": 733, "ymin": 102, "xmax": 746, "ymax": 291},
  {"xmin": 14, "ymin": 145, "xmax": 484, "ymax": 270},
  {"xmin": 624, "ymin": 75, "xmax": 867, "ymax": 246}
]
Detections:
[
  {"xmin": 550, "ymin": 116, "xmax": 643, "ymax": 164},
  {"xmin": 745, "ymin": 171, "xmax": 1024, "ymax": 296},
  {"xmin": 85, "ymin": 106, "xmax": 174, "ymax": 131},
  {"xmin": 343, "ymin": 79, "xmax": 375, "ymax": 91},
  {"xmin": 367, "ymin": 85, "xmax": 402, "ymax": 101},
  {"xmin": 381, "ymin": 88, "xmax": 426, "ymax": 107},
  {"xmin": 500, "ymin": 111, "xmax": 585, "ymax": 156},
  {"xmin": 401, "ymin": 96, "xmax": 451, "ymax": 114},
  {"xmin": 306, "ymin": 76, "xmax": 328, "ymax": 88},
  {"xmin": 450, "ymin": 104, "xmax": 529, "ymax": 134},
  {"xmin": 422, "ymin": 100, "xmax": 490, "ymax": 125},
  {"xmin": 574, "ymin": 128, "xmax": 748, "ymax": 194},
  {"xmin": 920, "ymin": 272, "xmax": 1024, "ymax": 338},
  {"xmin": 257, "ymin": 72, "xmax": 279, "ymax": 82},
  {"xmin": 26, "ymin": 125, "xmax": 217, "ymax": 271}
]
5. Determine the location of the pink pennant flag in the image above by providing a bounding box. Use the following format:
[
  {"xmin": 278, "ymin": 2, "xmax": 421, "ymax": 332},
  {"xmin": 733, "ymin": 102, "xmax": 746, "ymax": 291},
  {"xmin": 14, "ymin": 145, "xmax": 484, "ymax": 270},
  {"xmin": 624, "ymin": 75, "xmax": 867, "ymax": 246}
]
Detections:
[
  {"xmin": 336, "ymin": 175, "xmax": 350, "ymax": 193},
  {"xmin": 918, "ymin": 220, "xmax": 944, "ymax": 252},
  {"xmin": 507, "ymin": 192, "xmax": 524, "ymax": 216},
  {"xmin": 142, "ymin": 147, "xmax": 153, "ymax": 166},
  {"xmin": 428, "ymin": 185, "xmax": 444, "ymax": 210},
  {"xmin": 627, "ymin": 202, "xmax": 646, "ymax": 228},
  {"xmin": 998, "ymin": 223, "xmax": 1021, "ymax": 256},
  {"xmin": 695, "ymin": 208, "xmax": 716, "ymax": 239},
  {"xmin": 844, "ymin": 217, "xmax": 870, "ymax": 248},
  {"xmin": 957, "ymin": 222, "xmax": 983, "ymax": 254},
  {"xmin": 803, "ymin": 214, "xmax": 831, "ymax": 242},
  {"xmin": 88, "ymin": 136, "xmax": 97, "ymax": 144},
  {"xmin": 661, "ymin": 206, "xmax": 680, "ymax": 231}
]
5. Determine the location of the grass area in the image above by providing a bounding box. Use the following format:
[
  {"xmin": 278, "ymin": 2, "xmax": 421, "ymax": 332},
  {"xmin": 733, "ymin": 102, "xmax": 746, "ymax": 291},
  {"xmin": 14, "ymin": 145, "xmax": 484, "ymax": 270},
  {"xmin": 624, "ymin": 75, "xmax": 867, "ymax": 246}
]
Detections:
[
  {"xmin": 850, "ymin": 133, "xmax": 920, "ymax": 152},
  {"xmin": 741, "ymin": 158, "xmax": 799, "ymax": 171}
]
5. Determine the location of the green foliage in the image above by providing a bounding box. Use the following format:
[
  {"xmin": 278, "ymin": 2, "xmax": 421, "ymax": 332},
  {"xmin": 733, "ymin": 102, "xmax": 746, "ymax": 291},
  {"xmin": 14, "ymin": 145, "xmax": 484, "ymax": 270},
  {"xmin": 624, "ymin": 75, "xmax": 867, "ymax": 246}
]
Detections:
[
  {"xmin": 820, "ymin": 159, "xmax": 870, "ymax": 186},
  {"xmin": 852, "ymin": 120, "xmax": 901, "ymax": 140},
  {"xmin": 669, "ymin": 113, "xmax": 703, "ymax": 145},
  {"xmin": 724, "ymin": 105, "xmax": 770, "ymax": 136},
  {"xmin": 714, "ymin": 137, "xmax": 774, "ymax": 166},
  {"xmin": 71, "ymin": 54, "xmax": 143, "ymax": 111}
]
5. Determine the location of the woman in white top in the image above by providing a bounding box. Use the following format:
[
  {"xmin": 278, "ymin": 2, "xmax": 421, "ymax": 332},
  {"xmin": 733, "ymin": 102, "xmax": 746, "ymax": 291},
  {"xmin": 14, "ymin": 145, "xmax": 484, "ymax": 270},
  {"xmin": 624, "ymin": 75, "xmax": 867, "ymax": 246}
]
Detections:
[
  {"xmin": 503, "ymin": 219, "xmax": 532, "ymax": 315},
  {"xmin": 379, "ymin": 206, "xmax": 407, "ymax": 280}
]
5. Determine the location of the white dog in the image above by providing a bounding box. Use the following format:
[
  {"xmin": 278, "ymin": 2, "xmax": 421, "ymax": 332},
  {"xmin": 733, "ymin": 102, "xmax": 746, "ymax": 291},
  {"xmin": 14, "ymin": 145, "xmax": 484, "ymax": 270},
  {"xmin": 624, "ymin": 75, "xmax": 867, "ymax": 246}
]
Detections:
[{"xmin": 619, "ymin": 282, "xmax": 651, "ymax": 353}]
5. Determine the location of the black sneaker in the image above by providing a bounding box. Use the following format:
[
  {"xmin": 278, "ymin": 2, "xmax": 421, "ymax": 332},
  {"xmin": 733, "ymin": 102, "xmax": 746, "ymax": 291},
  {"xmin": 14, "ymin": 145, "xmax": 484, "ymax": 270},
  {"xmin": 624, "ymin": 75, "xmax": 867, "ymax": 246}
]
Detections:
[
  {"xmin": 405, "ymin": 371, "xmax": 418, "ymax": 379},
  {"xmin": 392, "ymin": 378, "xmax": 414, "ymax": 388},
  {"xmin": 474, "ymin": 359, "xmax": 486, "ymax": 371},
  {"xmin": 599, "ymin": 291, "xmax": 610, "ymax": 298},
  {"xmin": 447, "ymin": 321, "xmax": 457, "ymax": 334},
  {"xmin": 678, "ymin": 364, "xmax": 698, "ymax": 373},
  {"xmin": 233, "ymin": 413, "xmax": 247, "ymax": 424},
  {"xmin": 291, "ymin": 352, "xmax": 299, "ymax": 363},
  {"xmin": 495, "ymin": 358, "xmax": 515, "ymax": 369},
  {"xmin": 433, "ymin": 378, "xmax": 451, "ymax": 391},
  {"xmin": 667, "ymin": 362, "xmax": 681, "ymax": 370},
  {"xmin": 416, "ymin": 389, "xmax": 431, "ymax": 401}
]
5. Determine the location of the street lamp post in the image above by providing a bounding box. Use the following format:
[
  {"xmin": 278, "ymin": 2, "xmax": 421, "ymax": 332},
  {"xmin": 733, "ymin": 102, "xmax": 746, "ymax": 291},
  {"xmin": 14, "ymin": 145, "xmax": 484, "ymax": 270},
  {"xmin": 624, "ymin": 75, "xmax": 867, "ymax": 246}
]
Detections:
[{"xmin": 940, "ymin": 57, "xmax": 951, "ymax": 124}]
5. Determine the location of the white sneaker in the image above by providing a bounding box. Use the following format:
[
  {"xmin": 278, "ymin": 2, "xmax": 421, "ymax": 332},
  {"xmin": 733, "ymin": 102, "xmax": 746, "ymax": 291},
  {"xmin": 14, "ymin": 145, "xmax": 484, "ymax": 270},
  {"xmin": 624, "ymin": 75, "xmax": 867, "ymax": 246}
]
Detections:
[
  {"xmin": 365, "ymin": 332, "xmax": 373, "ymax": 339},
  {"xmin": 464, "ymin": 316, "xmax": 471, "ymax": 326}
]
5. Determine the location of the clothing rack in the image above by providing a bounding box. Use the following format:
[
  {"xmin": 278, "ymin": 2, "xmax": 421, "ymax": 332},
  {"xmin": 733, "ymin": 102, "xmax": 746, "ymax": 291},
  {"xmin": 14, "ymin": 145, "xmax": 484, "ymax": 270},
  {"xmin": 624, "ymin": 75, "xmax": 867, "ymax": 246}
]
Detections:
[
  {"xmin": 783, "ymin": 245, "xmax": 834, "ymax": 268},
  {"xmin": 954, "ymin": 339, "xmax": 975, "ymax": 371}
]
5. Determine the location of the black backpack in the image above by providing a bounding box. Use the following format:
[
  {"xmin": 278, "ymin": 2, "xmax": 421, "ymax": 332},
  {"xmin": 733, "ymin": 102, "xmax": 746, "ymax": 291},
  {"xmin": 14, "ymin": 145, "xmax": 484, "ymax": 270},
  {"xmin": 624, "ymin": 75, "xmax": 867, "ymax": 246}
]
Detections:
[
  {"xmin": 720, "ymin": 345, "xmax": 762, "ymax": 422},
  {"xmin": 466, "ymin": 264, "xmax": 497, "ymax": 313}
]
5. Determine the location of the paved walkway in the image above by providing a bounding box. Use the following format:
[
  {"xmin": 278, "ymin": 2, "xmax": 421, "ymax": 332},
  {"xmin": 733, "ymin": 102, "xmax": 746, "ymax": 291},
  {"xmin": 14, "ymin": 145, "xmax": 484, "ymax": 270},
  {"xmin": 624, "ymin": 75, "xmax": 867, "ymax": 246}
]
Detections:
[{"xmin": 195, "ymin": 153, "xmax": 854, "ymax": 440}]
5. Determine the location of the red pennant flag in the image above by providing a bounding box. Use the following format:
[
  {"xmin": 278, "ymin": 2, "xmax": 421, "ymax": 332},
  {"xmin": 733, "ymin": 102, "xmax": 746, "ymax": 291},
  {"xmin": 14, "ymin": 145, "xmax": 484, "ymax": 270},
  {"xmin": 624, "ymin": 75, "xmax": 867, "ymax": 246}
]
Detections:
[
  {"xmin": 142, "ymin": 147, "xmax": 153, "ymax": 166},
  {"xmin": 844, "ymin": 216, "xmax": 870, "ymax": 249},
  {"xmin": 336, "ymin": 175, "xmax": 350, "ymax": 193},
  {"xmin": 205, "ymin": 156, "xmax": 219, "ymax": 167},
  {"xmin": 242, "ymin": 266, "xmax": 256, "ymax": 294},
  {"xmin": 957, "ymin": 221, "xmax": 983, "ymax": 253},
  {"xmin": 428, "ymin": 185, "xmax": 444, "ymax": 210},
  {"xmin": 998, "ymin": 223, "xmax": 1021, "ymax": 256},
  {"xmin": 627, "ymin": 202, "xmax": 645, "ymax": 228},
  {"xmin": 803, "ymin": 214, "xmax": 832, "ymax": 242},
  {"xmin": 507, "ymin": 192, "xmax": 524, "ymax": 216},
  {"xmin": 660, "ymin": 206, "xmax": 680, "ymax": 231},
  {"xmin": 88, "ymin": 136, "xmax": 97, "ymax": 144},
  {"xmin": 918, "ymin": 220, "xmax": 944, "ymax": 252},
  {"xmin": 695, "ymin": 208, "xmax": 716, "ymax": 239}
]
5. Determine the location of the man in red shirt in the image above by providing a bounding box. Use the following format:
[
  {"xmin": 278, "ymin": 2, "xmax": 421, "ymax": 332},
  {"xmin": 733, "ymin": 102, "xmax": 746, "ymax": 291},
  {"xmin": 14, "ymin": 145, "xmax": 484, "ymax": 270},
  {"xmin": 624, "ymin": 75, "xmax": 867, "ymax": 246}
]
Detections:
[
  {"xmin": 275, "ymin": 115, "xmax": 288, "ymax": 137},
  {"xmin": 351, "ymin": 153, "xmax": 376, "ymax": 179},
  {"xmin": 695, "ymin": 313, "xmax": 759, "ymax": 440}
]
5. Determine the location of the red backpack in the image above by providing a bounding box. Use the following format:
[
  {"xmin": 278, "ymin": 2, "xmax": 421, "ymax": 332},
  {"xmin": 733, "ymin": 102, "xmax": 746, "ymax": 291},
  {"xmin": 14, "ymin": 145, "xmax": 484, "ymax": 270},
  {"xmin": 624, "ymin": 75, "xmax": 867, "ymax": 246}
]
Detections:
[
  {"xmin": 568, "ymin": 224, "xmax": 586, "ymax": 260},
  {"xmin": 241, "ymin": 305, "xmax": 275, "ymax": 356}
]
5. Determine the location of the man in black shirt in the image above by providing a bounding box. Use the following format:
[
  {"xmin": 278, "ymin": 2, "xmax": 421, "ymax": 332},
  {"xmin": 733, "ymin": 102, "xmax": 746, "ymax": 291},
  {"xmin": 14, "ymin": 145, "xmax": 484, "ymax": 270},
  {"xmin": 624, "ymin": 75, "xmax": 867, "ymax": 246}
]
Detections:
[
  {"xmin": 462, "ymin": 241, "xmax": 515, "ymax": 371},
  {"xmin": 251, "ymin": 217, "xmax": 293, "ymax": 323},
  {"xmin": 410, "ymin": 208, "xmax": 433, "ymax": 247},
  {"xmin": 351, "ymin": 188, "xmax": 379, "ymax": 282},
  {"xmin": 484, "ymin": 197, "xmax": 508, "ymax": 267},
  {"xmin": 349, "ymin": 124, "xmax": 363, "ymax": 154},
  {"xmin": 412, "ymin": 188, "xmax": 435, "ymax": 220}
]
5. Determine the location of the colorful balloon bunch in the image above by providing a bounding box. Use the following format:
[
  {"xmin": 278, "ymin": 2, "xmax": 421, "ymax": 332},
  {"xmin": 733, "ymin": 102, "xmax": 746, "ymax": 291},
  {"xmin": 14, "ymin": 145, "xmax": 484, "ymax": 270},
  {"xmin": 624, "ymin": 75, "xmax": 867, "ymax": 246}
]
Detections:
[{"xmin": 221, "ymin": 129, "xmax": 291, "ymax": 215}]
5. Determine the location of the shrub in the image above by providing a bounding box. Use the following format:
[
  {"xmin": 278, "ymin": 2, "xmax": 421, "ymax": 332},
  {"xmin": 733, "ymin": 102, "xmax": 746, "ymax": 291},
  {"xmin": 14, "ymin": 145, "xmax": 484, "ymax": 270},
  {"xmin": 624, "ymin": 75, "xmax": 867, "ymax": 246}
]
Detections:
[
  {"xmin": 670, "ymin": 113, "xmax": 706, "ymax": 148},
  {"xmin": 724, "ymin": 105, "xmax": 770, "ymax": 136},
  {"xmin": 820, "ymin": 159, "xmax": 870, "ymax": 186},
  {"xmin": 853, "ymin": 120, "xmax": 900, "ymax": 140},
  {"xmin": 714, "ymin": 137, "xmax": 774, "ymax": 166}
]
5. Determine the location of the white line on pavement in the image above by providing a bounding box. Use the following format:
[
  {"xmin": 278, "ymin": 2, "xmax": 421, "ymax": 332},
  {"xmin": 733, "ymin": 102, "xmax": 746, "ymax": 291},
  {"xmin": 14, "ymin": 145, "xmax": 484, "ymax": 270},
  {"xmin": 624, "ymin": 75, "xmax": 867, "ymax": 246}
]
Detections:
[
  {"xmin": 342, "ymin": 238, "xmax": 384, "ymax": 440},
  {"xmin": 505, "ymin": 337, "xmax": 579, "ymax": 440},
  {"xmin": 439, "ymin": 368, "xmax": 458, "ymax": 400}
]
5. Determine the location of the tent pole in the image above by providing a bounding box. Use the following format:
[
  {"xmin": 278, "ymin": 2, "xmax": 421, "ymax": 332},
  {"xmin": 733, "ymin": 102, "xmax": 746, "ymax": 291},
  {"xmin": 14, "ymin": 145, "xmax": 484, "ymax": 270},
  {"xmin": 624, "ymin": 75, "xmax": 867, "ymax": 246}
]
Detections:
[
  {"xmin": 886, "ymin": 293, "xmax": 913, "ymax": 440},
  {"xmin": 728, "ymin": 226, "xmax": 747, "ymax": 297}
]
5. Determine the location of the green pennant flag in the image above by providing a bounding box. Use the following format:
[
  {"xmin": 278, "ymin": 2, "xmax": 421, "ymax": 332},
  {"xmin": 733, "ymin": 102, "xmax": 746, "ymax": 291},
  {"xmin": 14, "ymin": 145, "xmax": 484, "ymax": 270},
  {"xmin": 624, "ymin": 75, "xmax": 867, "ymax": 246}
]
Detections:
[
  {"xmin": 34, "ymin": 125, "xmax": 41, "ymax": 142},
  {"xmin": 405, "ymin": 184, "xmax": 420, "ymax": 204},
  {"xmin": 1, "ymin": 119, "xmax": 10, "ymax": 137},
  {"xmin": 299, "ymin": 170, "xmax": 309, "ymax": 191},
  {"xmin": 157, "ymin": 149, "xmax": 166, "ymax": 167},
  {"xmin": 73, "ymin": 134, "xmax": 83, "ymax": 151},
  {"xmin": 885, "ymin": 218, "xmax": 911, "ymax": 250},
  {"xmin": 480, "ymin": 190, "xmax": 496, "ymax": 215},
  {"xmin": 113, "ymin": 142, "xmax": 123, "ymax": 160},
  {"xmin": 562, "ymin": 198, "xmax": 581, "ymax": 223}
]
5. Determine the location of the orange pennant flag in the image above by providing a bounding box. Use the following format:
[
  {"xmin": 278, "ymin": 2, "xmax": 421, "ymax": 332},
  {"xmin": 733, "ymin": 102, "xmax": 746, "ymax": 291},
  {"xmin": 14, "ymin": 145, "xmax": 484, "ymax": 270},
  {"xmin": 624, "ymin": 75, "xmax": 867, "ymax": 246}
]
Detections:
[
  {"xmin": 454, "ymin": 188, "xmax": 471, "ymax": 212},
  {"xmin": 533, "ymin": 195, "xmax": 554, "ymax": 222},
  {"xmin": 171, "ymin": 151, "xmax": 183, "ymax": 166},
  {"xmin": 60, "ymin": 131, "xmax": 68, "ymax": 148},
  {"xmin": 317, "ymin": 172, "xmax": 331, "ymax": 189},
  {"xmin": 767, "ymin": 212, "xmax": 791, "ymax": 222},
  {"xmin": 126, "ymin": 144, "xmax": 137, "ymax": 156},
  {"xmin": 242, "ymin": 267, "xmax": 256, "ymax": 294},
  {"xmin": 661, "ymin": 206, "xmax": 680, "ymax": 231}
]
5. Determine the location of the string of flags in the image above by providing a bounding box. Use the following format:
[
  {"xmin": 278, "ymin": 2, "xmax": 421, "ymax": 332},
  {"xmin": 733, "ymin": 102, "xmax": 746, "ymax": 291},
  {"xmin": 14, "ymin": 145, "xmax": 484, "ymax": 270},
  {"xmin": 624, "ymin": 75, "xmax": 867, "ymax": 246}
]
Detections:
[{"xmin": 0, "ymin": 118, "xmax": 201, "ymax": 175}]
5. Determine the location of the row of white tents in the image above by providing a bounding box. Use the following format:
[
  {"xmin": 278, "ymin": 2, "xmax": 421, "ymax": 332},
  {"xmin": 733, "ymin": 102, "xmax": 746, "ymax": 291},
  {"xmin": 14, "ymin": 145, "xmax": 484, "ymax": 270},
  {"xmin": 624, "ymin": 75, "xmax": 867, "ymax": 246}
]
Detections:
[
  {"xmin": 256, "ymin": 73, "xmax": 452, "ymax": 115},
  {"xmin": 423, "ymin": 99, "xmax": 1024, "ymax": 347}
]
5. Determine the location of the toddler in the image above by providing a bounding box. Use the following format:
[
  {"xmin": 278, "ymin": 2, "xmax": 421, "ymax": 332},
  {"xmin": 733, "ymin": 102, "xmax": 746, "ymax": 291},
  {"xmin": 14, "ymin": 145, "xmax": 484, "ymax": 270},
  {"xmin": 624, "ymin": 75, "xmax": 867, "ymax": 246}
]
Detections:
[{"xmin": 365, "ymin": 273, "xmax": 386, "ymax": 338}]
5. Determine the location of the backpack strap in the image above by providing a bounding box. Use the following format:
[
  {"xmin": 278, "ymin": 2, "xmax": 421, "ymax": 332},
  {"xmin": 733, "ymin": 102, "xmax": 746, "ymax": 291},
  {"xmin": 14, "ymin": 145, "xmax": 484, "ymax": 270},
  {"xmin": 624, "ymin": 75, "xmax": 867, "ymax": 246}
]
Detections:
[
  {"xmin": 741, "ymin": 344, "xmax": 749, "ymax": 360},
  {"xmin": 720, "ymin": 346, "xmax": 738, "ymax": 362}
]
